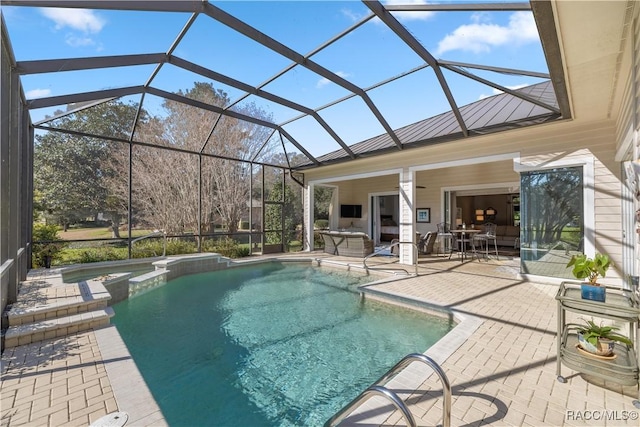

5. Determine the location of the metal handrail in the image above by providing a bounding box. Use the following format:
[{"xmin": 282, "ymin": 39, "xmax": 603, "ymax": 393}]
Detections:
[
  {"xmin": 326, "ymin": 385, "xmax": 416, "ymax": 427},
  {"xmin": 131, "ymin": 229, "xmax": 167, "ymax": 257},
  {"xmin": 363, "ymin": 241, "xmax": 419, "ymax": 275},
  {"xmin": 325, "ymin": 353, "xmax": 451, "ymax": 427}
]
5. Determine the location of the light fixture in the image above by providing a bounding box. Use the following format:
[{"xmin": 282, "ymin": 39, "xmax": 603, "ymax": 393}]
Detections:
[
  {"xmin": 485, "ymin": 207, "xmax": 496, "ymax": 219},
  {"xmin": 475, "ymin": 209, "xmax": 484, "ymax": 222}
]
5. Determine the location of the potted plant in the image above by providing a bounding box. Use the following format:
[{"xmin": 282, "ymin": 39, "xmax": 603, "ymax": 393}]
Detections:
[
  {"xmin": 576, "ymin": 318, "xmax": 632, "ymax": 357},
  {"xmin": 566, "ymin": 252, "xmax": 611, "ymax": 302}
]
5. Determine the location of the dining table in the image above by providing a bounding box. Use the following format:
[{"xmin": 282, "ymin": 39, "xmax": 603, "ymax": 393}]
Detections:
[{"xmin": 450, "ymin": 228, "xmax": 482, "ymax": 262}]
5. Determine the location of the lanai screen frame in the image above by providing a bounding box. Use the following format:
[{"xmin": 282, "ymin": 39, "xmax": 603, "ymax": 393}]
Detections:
[{"xmin": 0, "ymin": 1, "xmax": 570, "ymax": 285}]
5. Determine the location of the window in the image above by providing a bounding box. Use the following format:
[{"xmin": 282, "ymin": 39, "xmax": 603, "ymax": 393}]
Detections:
[{"xmin": 520, "ymin": 167, "xmax": 584, "ymax": 278}]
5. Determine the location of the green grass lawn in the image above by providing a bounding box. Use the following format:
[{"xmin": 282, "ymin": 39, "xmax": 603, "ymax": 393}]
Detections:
[{"xmin": 59, "ymin": 227, "xmax": 153, "ymax": 240}]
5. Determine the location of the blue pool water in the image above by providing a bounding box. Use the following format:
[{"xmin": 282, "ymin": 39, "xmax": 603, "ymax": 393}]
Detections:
[{"xmin": 111, "ymin": 262, "xmax": 453, "ymax": 426}]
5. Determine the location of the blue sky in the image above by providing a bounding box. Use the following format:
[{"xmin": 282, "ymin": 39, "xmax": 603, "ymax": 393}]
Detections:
[{"xmin": 2, "ymin": 1, "xmax": 548, "ymax": 159}]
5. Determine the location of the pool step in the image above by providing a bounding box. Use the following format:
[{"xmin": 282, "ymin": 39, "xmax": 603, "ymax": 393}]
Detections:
[
  {"xmin": 3, "ymin": 278, "xmax": 112, "ymax": 348},
  {"xmin": 3, "ymin": 308, "xmax": 114, "ymax": 348}
]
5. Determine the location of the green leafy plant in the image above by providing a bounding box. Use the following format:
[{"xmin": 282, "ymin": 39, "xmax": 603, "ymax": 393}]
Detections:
[
  {"xmin": 566, "ymin": 252, "xmax": 611, "ymax": 285},
  {"xmin": 577, "ymin": 318, "xmax": 632, "ymax": 347},
  {"xmin": 32, "ymin": 223, "xmax": 66, "ymax": 267}
]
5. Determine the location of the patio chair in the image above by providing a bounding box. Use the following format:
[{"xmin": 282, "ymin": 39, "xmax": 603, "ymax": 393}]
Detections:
[
  {"xmin": 418, "ymin": 231, "xmax": 437, "ymax": 254},
  {"xmin": 436, "ymin": 222, "xmax": 453, "ymax": 256},
  {"xmin": 473, "ymin": 223, "xmax": 499, "ymax": 260}
]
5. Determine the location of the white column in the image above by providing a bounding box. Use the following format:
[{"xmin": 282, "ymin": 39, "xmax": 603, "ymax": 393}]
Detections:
[
  {"xmin": 304, "ymin": 183, "xmax": 314, "ymax": 251},
  {"xmin": 398, "ymin": 168, "xmax": 416, "ymax": 265}
]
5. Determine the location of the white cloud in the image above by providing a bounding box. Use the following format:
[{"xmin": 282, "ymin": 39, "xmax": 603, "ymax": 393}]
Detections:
[
  {"xmin": 25, "ymin": 88, "xmax": 52, "ymax": 99},
  {"xmin": 40, "ymin": 8, "xmax": 105, "ymax": 33},
  {"xmin": 478, "ymin": 84, "xmax": 528, "ymax": 100},
  {"xmin": 317, "ymin": 71, "xmax": 350, "ymax": 88},
  {"xmin": 437, "ymin": 11, "xmax": 538, "ymax": 55},
  {"xmin": 341, "ymin": 8, "xmax": 364, "ymax": 23},
  {"xmin": 65, "ymin": 34, "xmax": 96, "ymax": 48}
]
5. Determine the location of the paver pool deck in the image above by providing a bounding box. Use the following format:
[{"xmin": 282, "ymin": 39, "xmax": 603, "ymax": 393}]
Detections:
[{"xmin": 2, "ymin": 252, "xmax": 639, "ymax": 426}]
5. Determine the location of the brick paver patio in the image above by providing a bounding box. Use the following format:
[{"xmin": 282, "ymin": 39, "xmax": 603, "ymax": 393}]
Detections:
[{"xmin": 1, "ymin": 253, "xmax": 639, "ymax": 426}]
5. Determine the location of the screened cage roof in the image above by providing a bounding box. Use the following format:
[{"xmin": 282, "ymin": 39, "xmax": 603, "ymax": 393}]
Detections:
[{"xmin": 2, "ymin": 0, "xmax": 568, "ymax": 171}]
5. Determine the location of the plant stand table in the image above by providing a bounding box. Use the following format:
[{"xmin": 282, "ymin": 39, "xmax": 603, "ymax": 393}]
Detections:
[{"xmin": 555, "ymin": 281, "xmax": 640, "ymax": 408}]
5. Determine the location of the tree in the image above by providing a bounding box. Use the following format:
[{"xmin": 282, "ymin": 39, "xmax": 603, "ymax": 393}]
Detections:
[
  {"xmin": 34, "ymin": 101, "xmax": 137, "ymax": 231},
  {"xmin": 520, "ymin": 167, "xmax": 583, "ymax": 247},
  {"xmin": 129, "ymin": 82, "xmax": 276, "ymax": 235},
  {"xmin": 264, "ymin": 177, "xmax": 302, "ymax": 248}
]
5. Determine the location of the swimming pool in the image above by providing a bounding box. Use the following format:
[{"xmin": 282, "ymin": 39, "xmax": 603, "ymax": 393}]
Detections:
[{"xmin": 111, "ymin": 262, "xmax": 453, "ymax": 426}]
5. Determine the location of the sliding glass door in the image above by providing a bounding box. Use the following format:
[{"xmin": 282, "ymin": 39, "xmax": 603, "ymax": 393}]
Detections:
[{"xmin": 520, "ymin": 166, "xmax": 584, "ymax": 278}]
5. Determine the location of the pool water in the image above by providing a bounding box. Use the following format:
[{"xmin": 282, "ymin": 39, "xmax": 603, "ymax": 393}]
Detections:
[{"xmin": 111, "ymin": 263, "xmax": 453, "ymax": 426}]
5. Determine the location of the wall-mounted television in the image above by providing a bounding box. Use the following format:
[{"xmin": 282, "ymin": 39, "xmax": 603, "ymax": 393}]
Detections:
[{"xmin": 340, "ymin": 204, "xmax": 362, "ymax": 218}]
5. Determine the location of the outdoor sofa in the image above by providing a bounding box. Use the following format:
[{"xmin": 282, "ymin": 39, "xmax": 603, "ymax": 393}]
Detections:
[{"xmin": 319, "ymin": 231, "xmax": 374, "ymax": 257}]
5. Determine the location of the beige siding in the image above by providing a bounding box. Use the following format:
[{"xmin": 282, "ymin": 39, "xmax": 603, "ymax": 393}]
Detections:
[{"xmin": 304, "ymin": 116, "xmax": 623, "ymax": 274}]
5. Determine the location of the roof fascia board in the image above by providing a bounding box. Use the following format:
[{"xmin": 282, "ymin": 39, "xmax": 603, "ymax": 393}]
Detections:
[
  {"xmin": 16, "ymin": 53, "xmax": 167, "ymax": 75},
  {"xmin": 530, "ymin": 0, "xmax": 572, "ymax": 119},
  {"xmin": 363, "ymin": 0, "xmax": 469, "ymax": 137}
]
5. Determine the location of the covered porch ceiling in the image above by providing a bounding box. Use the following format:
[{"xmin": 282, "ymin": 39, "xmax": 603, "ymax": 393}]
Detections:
[{"xmin": 3, "ymin": 1, "xmax": 573, "ymax": 171}]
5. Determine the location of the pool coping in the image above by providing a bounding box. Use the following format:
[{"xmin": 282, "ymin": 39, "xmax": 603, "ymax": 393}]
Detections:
[{"xmin": 95, "ymin": 255, "xmax": 479, "ymax": 426}]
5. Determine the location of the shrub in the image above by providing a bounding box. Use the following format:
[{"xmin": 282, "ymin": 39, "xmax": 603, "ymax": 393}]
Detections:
[
  {"xmin": 60, "ymin": 247, "xmax": 127, "ymax": 264},
  {"xmin": 32, "ymin": 223, "xmax": 65, "ymax": 267},
  {"xmin": 77, "ymin": 248, "xmax": 124, "ymax": 263},
  {"xmin": 204, "ymin": 237, "xmax": 251, "ymax": 258},
  {"xmin": 133, "ymin": 238, "xmax": 198, "ymax": 258}
]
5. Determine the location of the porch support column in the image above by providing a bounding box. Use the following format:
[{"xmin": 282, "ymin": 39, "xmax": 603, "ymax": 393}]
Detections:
[
  {"xmin": 398, "ymin": 168, "xmax": 416, "ymax": 265},
  {"xmin": 304, "ymin": 182, "xmax": 315, "ymax": 251}
]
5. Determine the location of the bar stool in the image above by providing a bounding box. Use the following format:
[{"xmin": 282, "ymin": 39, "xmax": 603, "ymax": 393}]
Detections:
[
  {"xmin": 473, "ymin": 222, "xmax": 499, "ymax": 260},
  {"xmin": 436, "ymin": 222, "xmax": 453, "ymax": 256}
]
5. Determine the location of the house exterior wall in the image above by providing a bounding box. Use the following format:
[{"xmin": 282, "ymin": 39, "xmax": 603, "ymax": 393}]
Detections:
[{"xmin": 304, "ymin": 117, "xmax": 623, "ymax": 279}]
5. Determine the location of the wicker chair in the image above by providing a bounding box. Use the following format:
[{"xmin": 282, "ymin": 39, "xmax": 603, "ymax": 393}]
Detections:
[{"xmin": 320, "ymin": 231, "xmax": 374, "ymax": 257}]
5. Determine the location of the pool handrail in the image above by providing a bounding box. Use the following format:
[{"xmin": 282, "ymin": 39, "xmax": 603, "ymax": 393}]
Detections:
[
  {"xmin": 131, "ymin": 229, "xmax": 167, "ymax": 257},
  {"xmin": 324, "ymin": 353, "xmax": 451, "ymax": 427}
]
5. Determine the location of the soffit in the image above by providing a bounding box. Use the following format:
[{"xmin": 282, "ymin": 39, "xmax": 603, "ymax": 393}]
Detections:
[{"xmin": 553, "ymin": 0, "xmax": 632, "ymax": 121}]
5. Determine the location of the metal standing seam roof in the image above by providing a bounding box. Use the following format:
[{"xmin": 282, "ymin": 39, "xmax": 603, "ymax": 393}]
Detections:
[
  {"xmin": 2, "ymin": 0, "xmax": 569, "ymax": 171},
  {"xmin": 308, "ymin": 80, "xmax": 560, "ymax": 166}
]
